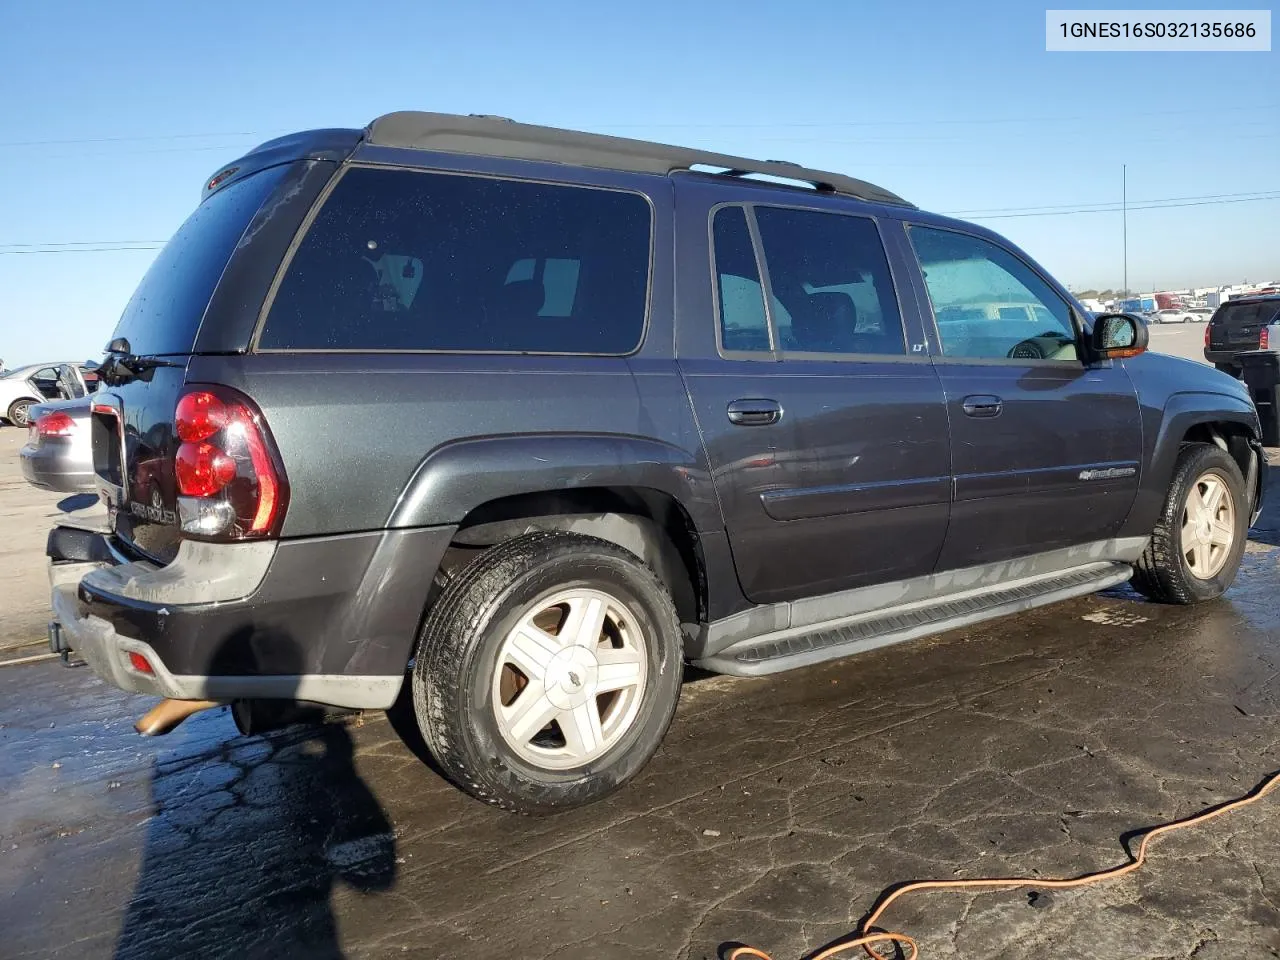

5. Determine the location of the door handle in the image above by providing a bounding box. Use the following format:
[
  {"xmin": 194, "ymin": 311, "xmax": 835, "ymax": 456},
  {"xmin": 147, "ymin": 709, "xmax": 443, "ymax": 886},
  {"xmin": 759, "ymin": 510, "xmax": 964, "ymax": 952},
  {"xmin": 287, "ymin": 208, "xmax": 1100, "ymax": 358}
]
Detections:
[
  {"xmin": 727, "ymin": 399, "xmax": 783, "ymax": 426},
  {"xmin": 962, "ymin": 395, "xmax": 1003, "ymax": 418}
]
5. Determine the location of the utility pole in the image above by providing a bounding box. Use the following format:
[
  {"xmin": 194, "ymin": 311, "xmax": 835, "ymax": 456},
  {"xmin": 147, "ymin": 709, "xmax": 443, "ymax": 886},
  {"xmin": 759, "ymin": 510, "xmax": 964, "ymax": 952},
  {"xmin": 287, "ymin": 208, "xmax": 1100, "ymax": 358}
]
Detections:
[{"xmin": 1122, "ymin": 164, "xmax": 1128, "ymax": 296}]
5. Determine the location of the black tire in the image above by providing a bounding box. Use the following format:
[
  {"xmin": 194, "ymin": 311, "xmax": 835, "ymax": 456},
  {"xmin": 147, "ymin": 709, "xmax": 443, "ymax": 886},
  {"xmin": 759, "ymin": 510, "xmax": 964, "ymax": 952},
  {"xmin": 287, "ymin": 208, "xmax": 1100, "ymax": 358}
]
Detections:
[
  {"xmin": 1213, "ymin": 362, "xmax": 1240, "ymax": 378},
  {"xmin": 412, "ymin": 531, "xmax": 683, "ymax": 814},
  {"xmin": 6, "ymin": 399, "xmax": 33, "ymax": 428},
  {"xmin": 1131, "ymin": 443, "xmax": 1248, "ymax": 604}
]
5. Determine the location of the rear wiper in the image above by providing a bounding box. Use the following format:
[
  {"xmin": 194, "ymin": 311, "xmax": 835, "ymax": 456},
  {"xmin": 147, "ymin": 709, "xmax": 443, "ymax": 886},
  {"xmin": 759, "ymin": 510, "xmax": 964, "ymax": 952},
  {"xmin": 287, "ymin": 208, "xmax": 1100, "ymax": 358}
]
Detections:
[{"xmin": 98, "ymin": 338, "xmax": 183, "ymax": 385}]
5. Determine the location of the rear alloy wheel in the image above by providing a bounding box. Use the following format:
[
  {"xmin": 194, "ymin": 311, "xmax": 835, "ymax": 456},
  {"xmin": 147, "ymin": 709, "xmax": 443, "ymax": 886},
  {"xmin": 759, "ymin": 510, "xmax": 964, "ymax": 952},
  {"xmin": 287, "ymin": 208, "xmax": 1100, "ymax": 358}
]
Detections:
[
  {"xmin": 412, "ymin": 532, "xmax": 683, "ymax": 814},
  {"xmin": 492, "ymin": 588, "xmax": 649, "ymax": 770},
  {"xmin": 1132, "ymin": 443, "xmax": 1248, "ymax": 603},
  {"xmin": 6, "ymin": 399, "xmax": 33, "ymax": 428}
]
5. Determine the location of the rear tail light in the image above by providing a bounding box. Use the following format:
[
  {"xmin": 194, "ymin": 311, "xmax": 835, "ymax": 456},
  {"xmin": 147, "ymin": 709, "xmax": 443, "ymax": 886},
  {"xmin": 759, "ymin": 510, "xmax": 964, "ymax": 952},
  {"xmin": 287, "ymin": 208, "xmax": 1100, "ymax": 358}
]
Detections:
[
  {"xmin": 1204, "ymin": 325, "xmax": 1211, "ymax": 348},
  {"xmin": 175, "ymin": 391, "xmax": 228, "ymax": 442},
  {"xmin": 173, "ymin": 387, "xmax": 288, "ymax": 539},
  {"xmin": 1262, "ymin": 327, "xmax": 1270, "ymax": 350},
  {"xmin": 36, "ymin": 411, "xmax": 76, "ymax": 437}
]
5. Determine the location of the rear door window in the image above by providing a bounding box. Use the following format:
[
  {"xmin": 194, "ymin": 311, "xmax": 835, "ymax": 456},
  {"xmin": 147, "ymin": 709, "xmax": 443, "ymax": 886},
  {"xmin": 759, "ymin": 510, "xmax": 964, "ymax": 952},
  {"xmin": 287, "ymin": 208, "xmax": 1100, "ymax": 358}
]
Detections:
[
  {"xmin": 752, "ymin": 206, "xmax": 906, "ymax": 357},
  {"xmin": 259, "ymin": 167, "xmax": 652, "ymax": 354}
]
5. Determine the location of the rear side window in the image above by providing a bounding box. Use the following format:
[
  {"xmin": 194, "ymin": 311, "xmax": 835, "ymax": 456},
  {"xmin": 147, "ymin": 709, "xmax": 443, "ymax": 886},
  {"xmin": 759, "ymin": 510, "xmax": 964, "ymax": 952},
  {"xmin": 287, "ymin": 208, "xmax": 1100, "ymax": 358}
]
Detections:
[
  {"xmin": 259, "ymin": 167, "xmax": 652, "ymax": 354},
  {"xmin": 753, "ymin": 207, "xmax": 906, "ymax": 356},
  {"xmin": 112, "ymin": 166, "xmax": 289, "ymax": 356}
]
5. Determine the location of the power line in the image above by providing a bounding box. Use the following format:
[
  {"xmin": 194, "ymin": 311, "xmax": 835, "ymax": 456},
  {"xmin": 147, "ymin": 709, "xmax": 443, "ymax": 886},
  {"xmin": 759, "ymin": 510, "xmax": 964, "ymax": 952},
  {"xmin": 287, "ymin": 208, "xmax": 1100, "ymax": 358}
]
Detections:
[
  {"xmin": 0, "ymin": 245, "xmax": 163, "ymax": 255},
  {"xmin": 0, "ymin": 131, "xmax": 263, "ymax": 148},
  {"xmin": 4, "ymin": 100, "xmax": 1273, "ymax": 151},
  {"xmin": 3, "ymin": 191, "xmax": 1276, "ymax": 256},
  {"xmin": 0, "ymin": 240, "xmax": 166, "ymax": 249},
  {"xmin": 598, "ymin": 102, "xmax": 1279, "ymax": 129},
  {"xmin": 961, "ymin": 193, "xmax": 1280, "ymax": 220},
  {"xmin": 946, "ymin": 189, "xmax": 1280, "ymax": 216},
  {"xmin": 684, "ymin": 131, "xmax": 1280, "ymax": 147}
]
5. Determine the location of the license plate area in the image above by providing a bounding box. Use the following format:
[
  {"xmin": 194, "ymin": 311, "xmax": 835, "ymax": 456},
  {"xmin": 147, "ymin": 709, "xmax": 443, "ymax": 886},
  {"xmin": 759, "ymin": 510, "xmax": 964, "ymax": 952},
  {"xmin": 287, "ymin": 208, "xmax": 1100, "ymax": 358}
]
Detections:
[{"xmin": 90, "ymin": 401, "xmax": 124, "ymax": 489}]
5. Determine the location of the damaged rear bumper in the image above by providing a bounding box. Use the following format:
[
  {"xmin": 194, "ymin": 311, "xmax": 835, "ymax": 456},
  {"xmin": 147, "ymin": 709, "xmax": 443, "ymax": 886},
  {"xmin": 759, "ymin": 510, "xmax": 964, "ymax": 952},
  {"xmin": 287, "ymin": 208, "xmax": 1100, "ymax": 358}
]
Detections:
[{"xmin": 47, "ymin": 524, "xmax": 455, "ymax": 710}]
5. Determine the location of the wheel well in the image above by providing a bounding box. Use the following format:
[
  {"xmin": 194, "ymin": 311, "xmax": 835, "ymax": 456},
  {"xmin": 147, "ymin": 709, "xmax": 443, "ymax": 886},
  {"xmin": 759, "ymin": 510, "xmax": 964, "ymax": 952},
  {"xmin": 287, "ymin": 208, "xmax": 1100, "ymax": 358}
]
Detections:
[
  {"xmin": 1181, "ymin": 422, "xmax": 1256, "ymax": 485},
  {"xmin": 444, "ymin": 487, "xmax": 707, "ymax": 627}
]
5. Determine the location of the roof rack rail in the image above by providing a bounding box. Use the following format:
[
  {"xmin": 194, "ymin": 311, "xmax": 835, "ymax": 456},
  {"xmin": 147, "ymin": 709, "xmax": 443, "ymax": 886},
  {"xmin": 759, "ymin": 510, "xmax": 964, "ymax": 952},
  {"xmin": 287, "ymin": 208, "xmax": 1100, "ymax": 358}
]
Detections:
[{"xmin": 364, "ymin": 112, "xmax": 912, "ymax": 208}]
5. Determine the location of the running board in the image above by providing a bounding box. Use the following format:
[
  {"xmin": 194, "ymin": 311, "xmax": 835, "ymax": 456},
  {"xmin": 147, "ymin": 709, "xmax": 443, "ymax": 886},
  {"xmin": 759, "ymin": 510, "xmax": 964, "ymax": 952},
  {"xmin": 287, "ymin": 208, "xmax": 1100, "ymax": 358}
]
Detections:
[{"xmin": 693, "ymin": 561, "xmax": 1134, "ymax": 677}]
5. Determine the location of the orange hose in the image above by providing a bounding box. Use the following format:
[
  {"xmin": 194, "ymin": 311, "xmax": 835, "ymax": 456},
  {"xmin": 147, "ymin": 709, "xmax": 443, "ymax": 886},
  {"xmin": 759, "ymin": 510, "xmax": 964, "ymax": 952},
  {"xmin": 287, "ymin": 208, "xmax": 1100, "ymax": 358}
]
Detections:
[{"xmin": 727, "ymin": 768, "xmax": 1280, "ymax": 960}]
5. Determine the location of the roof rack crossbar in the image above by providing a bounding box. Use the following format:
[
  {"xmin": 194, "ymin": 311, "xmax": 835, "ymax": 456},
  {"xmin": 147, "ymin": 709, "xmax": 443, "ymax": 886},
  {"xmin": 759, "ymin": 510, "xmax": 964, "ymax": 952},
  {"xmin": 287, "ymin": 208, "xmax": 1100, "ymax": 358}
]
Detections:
[
  {"xmin": 701, "ymin": 165, "xmax": 839, "ymax": 193},
  {"xmin": 364, "ymin": 112, "xmax": 912, "ymax": 207}
]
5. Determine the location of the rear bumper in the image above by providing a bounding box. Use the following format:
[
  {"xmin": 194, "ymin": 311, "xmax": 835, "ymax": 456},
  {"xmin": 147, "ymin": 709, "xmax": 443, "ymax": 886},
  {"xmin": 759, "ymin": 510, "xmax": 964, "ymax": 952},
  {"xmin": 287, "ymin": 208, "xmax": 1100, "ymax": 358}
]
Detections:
[
  {"xmin": 47, "ymin": 524, "xmax": 455, "ymax": 709},
  {"xmin": 1203, "ymin": 349, "xmax": 1243, "ymax": 367},
  {"xmin": 19, "ymin": 443, "xmax": 95, "ymax": 492}
]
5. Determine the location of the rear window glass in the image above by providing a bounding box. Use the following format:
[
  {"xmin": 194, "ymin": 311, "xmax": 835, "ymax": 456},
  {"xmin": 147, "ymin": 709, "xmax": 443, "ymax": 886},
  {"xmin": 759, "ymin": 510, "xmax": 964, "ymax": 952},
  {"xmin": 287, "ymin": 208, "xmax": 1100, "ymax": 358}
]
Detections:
[
  {"xmin": 259, "ymin": 167, "xmax": 652, "ymax": 354},
  {"xmin": 111, "ymin": 166, "xmax": 288, "ymax": 356},
  {"xmin": 1215, "ymin": 301, "xmax": 1280, "ymax": 325}
]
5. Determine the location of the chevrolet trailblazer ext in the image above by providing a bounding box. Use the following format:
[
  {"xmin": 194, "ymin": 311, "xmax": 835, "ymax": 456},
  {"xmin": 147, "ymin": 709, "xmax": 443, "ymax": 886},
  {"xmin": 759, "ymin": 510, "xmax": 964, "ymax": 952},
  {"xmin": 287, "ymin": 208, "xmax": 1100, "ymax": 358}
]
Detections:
[{"xmin": 47, "ymin": 113, "xmax": 1265, "ymax": 813}]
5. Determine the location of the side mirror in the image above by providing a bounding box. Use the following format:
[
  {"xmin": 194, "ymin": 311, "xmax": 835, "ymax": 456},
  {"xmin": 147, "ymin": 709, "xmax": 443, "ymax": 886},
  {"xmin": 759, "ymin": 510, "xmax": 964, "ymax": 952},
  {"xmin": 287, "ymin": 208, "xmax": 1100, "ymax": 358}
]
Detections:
[{"xmin": 1090, "ymin": 313, "xmax": 1148, "ymax": 360}]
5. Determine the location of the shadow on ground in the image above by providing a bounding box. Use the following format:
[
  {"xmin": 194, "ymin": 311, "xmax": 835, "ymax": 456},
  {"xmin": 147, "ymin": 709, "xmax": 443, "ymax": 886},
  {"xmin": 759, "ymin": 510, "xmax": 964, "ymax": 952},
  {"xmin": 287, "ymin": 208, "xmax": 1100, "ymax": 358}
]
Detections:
[{"xmin": 114, "ymin": 637, "xmax": 396, "ymax": 960}]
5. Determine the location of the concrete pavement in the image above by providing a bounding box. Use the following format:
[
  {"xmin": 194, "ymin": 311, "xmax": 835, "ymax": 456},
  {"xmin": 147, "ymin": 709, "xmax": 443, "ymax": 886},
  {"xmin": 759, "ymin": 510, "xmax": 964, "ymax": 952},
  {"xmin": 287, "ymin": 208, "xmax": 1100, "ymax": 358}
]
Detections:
[
  {"xmin": 0, "ymin": 427, "xmax": 68, "ymax": 651},
  {"xmin": 2, "ymin": 336, "xmax": 1278, "ymax": 960},
  {"xmin": 1, "ymin": 471, "xmax": 1279, "ymax": 959}
]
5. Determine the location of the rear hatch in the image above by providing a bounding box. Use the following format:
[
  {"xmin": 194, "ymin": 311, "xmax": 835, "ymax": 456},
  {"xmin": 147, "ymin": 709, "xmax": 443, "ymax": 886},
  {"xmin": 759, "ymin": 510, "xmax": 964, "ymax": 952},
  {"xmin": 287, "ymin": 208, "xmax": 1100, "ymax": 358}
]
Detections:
[
  {"xmin": 92, "ymin": 135, "xmax": 357, "ymax": 563},
  {"xmin": 1208, "ymin": 299, "xmax": 1280, "ymax": 352}
]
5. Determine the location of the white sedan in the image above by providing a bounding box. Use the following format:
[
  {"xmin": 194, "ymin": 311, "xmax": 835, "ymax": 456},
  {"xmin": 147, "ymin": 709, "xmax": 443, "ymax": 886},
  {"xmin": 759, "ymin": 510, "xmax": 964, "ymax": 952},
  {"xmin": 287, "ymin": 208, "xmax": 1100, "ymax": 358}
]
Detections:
[
  {"xmin": 1154, "ymin": 309, "xmax": 1200, "ymax": 324},
  {"xmin": 0, "ymin": 362, "xmax": 91, "ymax": 427}
]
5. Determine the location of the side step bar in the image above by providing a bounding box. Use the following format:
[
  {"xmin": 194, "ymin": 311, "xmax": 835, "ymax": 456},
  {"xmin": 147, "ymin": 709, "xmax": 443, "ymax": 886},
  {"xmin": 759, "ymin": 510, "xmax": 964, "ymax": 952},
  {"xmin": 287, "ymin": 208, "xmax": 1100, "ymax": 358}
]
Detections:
[{"xmin": 694, "ymin": 561, "xmax": 1134, "ymax": 677}]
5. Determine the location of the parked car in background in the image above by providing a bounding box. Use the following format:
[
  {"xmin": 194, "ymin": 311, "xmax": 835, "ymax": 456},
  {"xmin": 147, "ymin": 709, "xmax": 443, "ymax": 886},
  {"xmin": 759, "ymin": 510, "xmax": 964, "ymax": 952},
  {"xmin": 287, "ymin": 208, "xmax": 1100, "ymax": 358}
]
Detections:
[
  {"xmin": 1205, "ymin": 294, "xmax": 1280, "ymax": 375},
  {"xmin": 1155, "ymin": 308, "xmax": 1198, "ymax": 324},
  {"xmin": 0, "ymin": 362, "xmax": 97, "ymax": 426},
  {"xmin": 20, "ymin": 396, "xmax": 94, "ymax": 492}
]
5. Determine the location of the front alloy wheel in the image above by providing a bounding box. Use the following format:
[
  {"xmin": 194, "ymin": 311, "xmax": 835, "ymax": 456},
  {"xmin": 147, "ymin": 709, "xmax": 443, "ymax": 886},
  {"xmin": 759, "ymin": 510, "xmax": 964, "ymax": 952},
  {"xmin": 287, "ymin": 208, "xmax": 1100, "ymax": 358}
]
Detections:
[
  {"xmin": 1180, "ymin": 472, "xmax": 1235, "ymax": 579},
  {"xmin": 1132, "ymin": 442, "xmax": 1248, "ymax": 604}
]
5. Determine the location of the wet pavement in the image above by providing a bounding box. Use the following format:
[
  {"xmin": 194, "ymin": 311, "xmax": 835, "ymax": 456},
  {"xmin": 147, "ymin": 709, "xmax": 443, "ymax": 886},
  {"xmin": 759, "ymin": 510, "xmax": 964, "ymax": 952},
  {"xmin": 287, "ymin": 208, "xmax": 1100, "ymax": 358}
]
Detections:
[
  {"xmin": 0, "ymin": 427, "xmax": 69, "ymax": 651},
  {"xmin": 2, "ymin": 476, "xmax": 1280, "ymax": 959}
]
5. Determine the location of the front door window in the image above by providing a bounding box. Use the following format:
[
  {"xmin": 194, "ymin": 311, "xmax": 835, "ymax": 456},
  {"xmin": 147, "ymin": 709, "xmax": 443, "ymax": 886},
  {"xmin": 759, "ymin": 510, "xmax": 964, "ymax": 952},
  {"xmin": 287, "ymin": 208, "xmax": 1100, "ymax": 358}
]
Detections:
[{"xmin": 909, "ymin": 227, "xmax": 1079, "ymax": 363}]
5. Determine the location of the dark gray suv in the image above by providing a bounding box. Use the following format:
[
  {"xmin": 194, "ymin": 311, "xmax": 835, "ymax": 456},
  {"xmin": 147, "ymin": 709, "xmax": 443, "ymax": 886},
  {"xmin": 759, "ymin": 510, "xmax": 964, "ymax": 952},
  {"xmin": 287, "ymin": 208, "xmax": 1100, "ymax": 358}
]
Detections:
[{"xmin": 47, "ymin": 113, "xmax": 1267, "ymax": 813}]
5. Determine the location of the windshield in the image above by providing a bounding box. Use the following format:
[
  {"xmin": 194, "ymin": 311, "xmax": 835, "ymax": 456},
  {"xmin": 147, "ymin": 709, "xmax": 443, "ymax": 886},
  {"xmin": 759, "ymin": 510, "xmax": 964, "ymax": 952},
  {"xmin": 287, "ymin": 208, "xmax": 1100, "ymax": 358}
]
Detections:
[{"xmin": 110, "ymin": 166, "xmax": 288, "ymax": 356}]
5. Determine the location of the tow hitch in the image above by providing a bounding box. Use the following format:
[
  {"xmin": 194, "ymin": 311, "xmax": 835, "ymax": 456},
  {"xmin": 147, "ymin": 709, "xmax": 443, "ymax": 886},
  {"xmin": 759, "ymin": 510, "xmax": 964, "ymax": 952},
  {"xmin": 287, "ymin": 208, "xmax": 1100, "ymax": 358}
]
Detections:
[{"xmin": 47, "ymin": 620, "xmax": 82, "ymax": 668}]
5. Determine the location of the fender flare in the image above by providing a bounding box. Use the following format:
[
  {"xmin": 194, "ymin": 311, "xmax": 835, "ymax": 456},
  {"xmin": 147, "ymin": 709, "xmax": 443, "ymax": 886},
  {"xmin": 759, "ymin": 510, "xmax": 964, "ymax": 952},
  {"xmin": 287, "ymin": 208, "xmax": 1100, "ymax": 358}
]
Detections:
[
  {"xmin": 1124, "ymin": 390, "xmax": 1262, "ymax": 535},
  {"xmin": 387, "ymin": 432, "xmax": 722, "ymax": 533}
]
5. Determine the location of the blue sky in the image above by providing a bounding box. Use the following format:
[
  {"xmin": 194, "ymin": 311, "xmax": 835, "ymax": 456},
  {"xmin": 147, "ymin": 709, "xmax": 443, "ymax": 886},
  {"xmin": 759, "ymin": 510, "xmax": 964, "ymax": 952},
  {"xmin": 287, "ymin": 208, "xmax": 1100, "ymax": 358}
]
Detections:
[{"xmin": 0, "ymin": 0, "xmax": 1276, "ymax": 366}]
